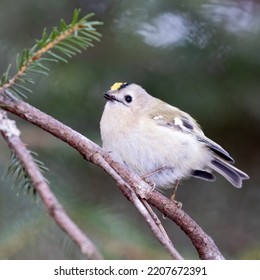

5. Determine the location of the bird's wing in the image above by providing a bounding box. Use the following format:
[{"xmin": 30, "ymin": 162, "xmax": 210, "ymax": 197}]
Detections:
[
  {"xmin": 196, "ymin": 134, "xmax": 234, "ymax": 162},
  {"xmin": 150, "ymin": 105, "xmax": 234, "ymax": 163}
]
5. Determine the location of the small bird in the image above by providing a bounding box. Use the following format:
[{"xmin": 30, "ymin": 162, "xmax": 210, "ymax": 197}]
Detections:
[{"xmin": 100, "ymin": 82, "xmax": 249, "ymax": 195}]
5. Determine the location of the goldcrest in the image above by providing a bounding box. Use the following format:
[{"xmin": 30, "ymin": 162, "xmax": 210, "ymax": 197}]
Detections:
[{"xmin": 100, "ymin": 82, "xmax": 249, "ymax": 190}]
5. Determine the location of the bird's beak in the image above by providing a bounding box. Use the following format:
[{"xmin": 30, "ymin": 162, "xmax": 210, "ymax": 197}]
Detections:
[{"xmin": 104, "ymin": 92, "xmax": 118, "ymax": 102}]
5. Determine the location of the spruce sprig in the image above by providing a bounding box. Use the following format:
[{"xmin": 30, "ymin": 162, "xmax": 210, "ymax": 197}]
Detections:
[
  {"xmin": 4, "ymin": 151, "xmax": 49, "ymax": 195},
  {"xmin": 0, "ymin": 9, "xmax": 102, "ymax": 99}
]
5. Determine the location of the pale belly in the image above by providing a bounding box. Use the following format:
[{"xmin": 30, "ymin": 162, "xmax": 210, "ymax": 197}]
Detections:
[{"xmin": 102, "ymin": 125, "xmax": 212, "ymax": 189}]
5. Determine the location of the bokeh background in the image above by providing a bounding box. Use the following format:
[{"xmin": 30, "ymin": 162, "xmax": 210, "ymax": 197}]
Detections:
[{"xmin": 0, "ymin": 0, "xmax": 259, "ymax": 259}]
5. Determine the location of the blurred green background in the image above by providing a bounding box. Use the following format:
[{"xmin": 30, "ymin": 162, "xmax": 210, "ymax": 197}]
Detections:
[{"xmin": 0, "ymin": 0, "xmax": 259, "ymax": 259}]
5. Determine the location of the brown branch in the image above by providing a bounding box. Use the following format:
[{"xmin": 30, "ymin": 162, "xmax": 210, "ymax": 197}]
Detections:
[
  {"xmin": 125, "ymin": 186, "xmax": 183, "ymax": 259},
  {"xmin": 0, "ymin": 93, "xmax": 225, "ymax": 259},
  {"xmin": 147, "ymin": 191, "xmax": 224, "ymax": 260},
  {"xmin": 90, "ymin": 151, "xmax": 183, "ymax": 259},
  {"xmin": 0, "ymin": 109, "xmax": 103, "ymax": 260}
]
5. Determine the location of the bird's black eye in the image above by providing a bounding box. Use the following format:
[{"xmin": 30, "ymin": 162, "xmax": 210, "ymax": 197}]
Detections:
[{"xmin": 124, "ymin": 95, "xmax": 132, "ymax": 103}]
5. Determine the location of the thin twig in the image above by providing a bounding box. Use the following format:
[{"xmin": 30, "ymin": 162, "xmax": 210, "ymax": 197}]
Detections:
[
  {"xmin": 141, "ymin": 199, "xmax": 184, "ymax": 259},
  {"xmin": 0, "ymin": 109, "xmax": 103, "ymax": 260},
  {"xmin": 141, "ymin": 199, "xmax": 170, "ymax": 241},
  {"xmin": 0, "ymin": 93, "xmax": 225, "ymax": 259}
]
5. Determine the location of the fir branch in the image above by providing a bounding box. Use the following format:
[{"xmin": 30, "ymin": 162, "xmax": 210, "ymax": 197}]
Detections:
[
  {"xmin": 0, "ymin": 9, "xmax": 102, "ymax": 99},
  {"xmin": 4, "ymin": 151, "xmax": 49, "ymax": 195}
]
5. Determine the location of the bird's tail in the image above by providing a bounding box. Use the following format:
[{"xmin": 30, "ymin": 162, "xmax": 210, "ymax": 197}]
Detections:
[{"xmin": 209, "ymin": 157, "xmax": 249, "ymax": 188}]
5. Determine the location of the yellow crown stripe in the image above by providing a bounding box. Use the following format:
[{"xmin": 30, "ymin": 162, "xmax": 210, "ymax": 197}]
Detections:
[
  {"xmin": 110, "ymin": 82, "xmax": 124, "ymax": 91},
  {"xmin": 110, "ymin": 82, "xmax": 129, "ymax": 91}
]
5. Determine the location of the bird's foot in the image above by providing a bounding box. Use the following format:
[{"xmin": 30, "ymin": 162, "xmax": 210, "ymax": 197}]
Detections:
[
  {"xmin": 141, "ymin": 176, "xmax": 156, "ymax": 191},
  {"xmin": 170, "ymin": 180, "xmax": 182, "ymax": 208}
]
